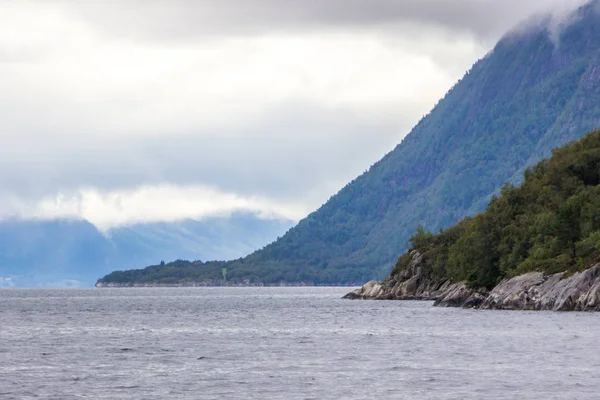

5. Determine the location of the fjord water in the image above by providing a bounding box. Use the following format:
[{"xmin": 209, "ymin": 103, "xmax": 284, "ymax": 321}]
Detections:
[{"xmin": 1, "ymin": 288, "xmax": 599, "ymax": 399}]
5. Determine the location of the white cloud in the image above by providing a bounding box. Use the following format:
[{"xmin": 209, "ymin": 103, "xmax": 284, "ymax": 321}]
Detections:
[
  {"xmin": 0, "ymin": 25, "xmax": 478, "ymax": 136},
  {"xmin": 12, "ymin": 184, "xmax": 308, "ymax": 232},
  {"xmin": 61, "ymin": 0, "xmax": 591, "ymax": 42}
]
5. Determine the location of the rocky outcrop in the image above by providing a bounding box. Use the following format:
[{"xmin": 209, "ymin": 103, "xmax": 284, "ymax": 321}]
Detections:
[
  {"xmin": 343, "ymin": 251, "xmax": 456, "ymax": 301},
  {"xmin": 343, "ymin": 281, "xmax": 388, "ymax": 300},
  {"xmin": 434, "ymin": 283, "xmax": 487, "ymax": 308},
  {"xmin": 480, "ymin": 265, "xmax": 600, "ymax": 311},
  {"xmin": 344, "ymin": 251, "xmax": 600, "ymax": 311}
]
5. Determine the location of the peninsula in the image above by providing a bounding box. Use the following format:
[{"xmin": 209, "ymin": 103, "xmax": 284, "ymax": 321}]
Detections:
[{"xmin": 345, "ymin": 131, "xmax": 600, "ymax": 311}]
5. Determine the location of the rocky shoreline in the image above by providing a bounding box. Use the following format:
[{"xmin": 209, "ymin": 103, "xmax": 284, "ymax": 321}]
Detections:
[{"xmin": 344, "ymin": 251, "xmax": 600, "ymax": 311}]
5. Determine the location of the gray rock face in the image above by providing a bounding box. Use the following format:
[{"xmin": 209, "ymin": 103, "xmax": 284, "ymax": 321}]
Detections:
[
  {"xmin": 344, "ymin": 251, "xmax": 600, "ymax": 312},
  {"xmin": 342, "ymin": 281, "xmax": 387, "ymax": 300},
  {"xmin": 343, "ymin": 251, "xmax": 453, "ymax": 301},
  {"xmin": 434, "ymin": 283, "xmax": 486, "ymax": 308},
  {"xmin": 480, "ymin": 265, "xmax": 600, "ymax": 311}
]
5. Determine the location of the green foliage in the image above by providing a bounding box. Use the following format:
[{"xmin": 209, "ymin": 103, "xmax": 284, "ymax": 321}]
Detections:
[
  {"xmin": 556, "ymin": 196, "xmax": 584, "ymax": 259},
  {"xmin": 393, "ymin": 130, "xmax": 600, "ymax": 288},
  {"xmin": 410, "ymin": 226, "xmax": 435, "ymax": 249},
  {"xmin": 447, "ymin": 214, "xmax": 500, "ymax": 288}
]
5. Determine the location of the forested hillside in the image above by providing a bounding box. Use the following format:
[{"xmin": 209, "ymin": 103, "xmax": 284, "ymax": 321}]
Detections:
[
  {"xmin": 98, "ymin": 1, "xmax": 600, "ymax": 286},
  {"xmin": 392, "ymin": 130, "xmax": 600, "ymax": 289}
]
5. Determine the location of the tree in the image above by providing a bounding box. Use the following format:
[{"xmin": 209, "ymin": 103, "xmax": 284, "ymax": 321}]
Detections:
[{"xmin": 556, "ymin": 196, "xmax": 584, "ymax": 260}]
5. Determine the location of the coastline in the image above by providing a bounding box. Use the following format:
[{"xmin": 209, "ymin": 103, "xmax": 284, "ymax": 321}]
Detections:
[{"xmin": 95, "ymin": 281, "xmax": 359, "ymax": 288}]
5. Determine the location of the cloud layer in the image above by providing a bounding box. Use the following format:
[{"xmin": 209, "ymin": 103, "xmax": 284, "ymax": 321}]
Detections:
[
  {"xmin": 0, "ymin": 0, "xmax": 591, "ymax": 228},
  {"xmin": 65, "ymin": 0, "xmax": 589, "ymax": 41},
  {"xmin": 17, "ymin": 184, "xmax": 307, "ymax": 232}
]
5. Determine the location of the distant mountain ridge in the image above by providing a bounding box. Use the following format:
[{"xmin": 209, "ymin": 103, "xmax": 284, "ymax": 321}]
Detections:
[
  {"xmin": 97, "ymin": 0, "xmax": 600, "ymax": 286},
  {"xmin": 0, "ymin": 214, "xmax": 293, "ymax": 287}
]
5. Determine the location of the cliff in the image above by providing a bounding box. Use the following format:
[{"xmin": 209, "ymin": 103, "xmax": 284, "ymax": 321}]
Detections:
[{"xmin": 344, "ymin": 251, "xmax": 600, "ymax": 311}]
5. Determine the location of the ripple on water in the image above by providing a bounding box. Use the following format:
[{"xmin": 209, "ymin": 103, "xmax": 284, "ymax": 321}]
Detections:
[{"xmin": 1, "ymin": 287, "xmax": 600, "ymax": 399}]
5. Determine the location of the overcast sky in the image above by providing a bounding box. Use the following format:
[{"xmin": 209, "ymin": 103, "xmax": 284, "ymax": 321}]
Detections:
[{"xmin": 0, "ymin": 0, "xmax": 590, "ymax": 230}]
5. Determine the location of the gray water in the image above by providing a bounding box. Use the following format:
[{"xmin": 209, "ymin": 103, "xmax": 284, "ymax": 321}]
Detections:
[{"xmin": 1, "ymin": 288, "xmax": 599, "ymax": 399}]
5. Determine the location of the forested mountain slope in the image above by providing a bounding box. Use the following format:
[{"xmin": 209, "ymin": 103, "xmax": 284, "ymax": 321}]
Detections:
[{"xmin": 98, "ymin": 1, "xmax": 600, "ymax": 286}]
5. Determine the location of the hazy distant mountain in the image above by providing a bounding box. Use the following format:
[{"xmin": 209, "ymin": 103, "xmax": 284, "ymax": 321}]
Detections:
[
  {"xmin": 108, "ymin": 216, "xmax": 295, "ymax": 270},
  {"xmin": 98, "ymin": 1, "xmax": 600, "ymax": 286},
  {"xmin": 0, "ymin": 214, "xmax": 293, "ymax": 287}
]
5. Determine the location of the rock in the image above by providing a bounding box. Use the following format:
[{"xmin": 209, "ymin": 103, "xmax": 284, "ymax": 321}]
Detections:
[
  {"xmin": 540, "ymin": 265, "xmax": 600, "ymax": 311},
  {"xmin": 462, "ymin": 292, "xmax": 488, "ymax": 308},
  {"xmin": 343, "ymin": 251, "xmax": 452, "ymax": 300},
  {"xmin": 342, "ymin": 281, "xmax": 386, "ymax": 300},
  {"xmin": 479, "ymin": 264, "xmax": 600, "ymax": 311},
  {"xmin": 433, "ymin": 283, "xmax": 474, "ymax": 307},
  {"xmin": 480, "ymin": 272, "xmax": 550, "ymax": 310},
  {"xmin": 341, "ymin": 291, "xmax": 363, "ymax": 300},
  {"xmin": 578, "ymin": 280, "xmax": 600, "ymax": 310},
  {"xmin": 399, "ymin": 275, "xmax": 420, "ymax": 296}
]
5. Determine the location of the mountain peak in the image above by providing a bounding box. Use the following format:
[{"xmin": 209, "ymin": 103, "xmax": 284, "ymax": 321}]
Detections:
[{"xmin": 501, "ymin": 0, "xmax": 598, "ymax": 46}]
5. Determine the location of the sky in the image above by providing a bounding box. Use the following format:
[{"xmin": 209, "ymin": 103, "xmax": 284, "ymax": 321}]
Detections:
[{"xmin": 0, "ymin": 0, "xmax": 590, "ymax": 231}]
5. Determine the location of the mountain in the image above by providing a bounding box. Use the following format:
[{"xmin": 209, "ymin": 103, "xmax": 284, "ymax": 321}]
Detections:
[
  {"xmin": 108, "ymin": 215, "xmax": 295, "ymax": 268},
  {"xmin": 0, "ymin": 219, "xmax": 112, "ymax": 287},
  {"xmin": 0, "ymin": 214, "xmax": 293, "ymax": 287},
  {"xmin": 98, "ymin": 1, "xmax": 600, "ymax": 286}
]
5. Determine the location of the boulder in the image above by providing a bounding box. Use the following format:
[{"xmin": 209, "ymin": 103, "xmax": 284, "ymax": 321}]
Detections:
[
  {"xmin": 433, "ymin": 283, "xmax": 475, "ymax": 307},
  {"xmin": 342, "ymin": 281, "xmax": 386, "ymax": 300}
]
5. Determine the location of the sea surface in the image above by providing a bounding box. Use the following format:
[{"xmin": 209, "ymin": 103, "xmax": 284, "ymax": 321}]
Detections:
[{"xmin": 1, "ymin": 287, "xmax": 599, "ymax": 399}]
